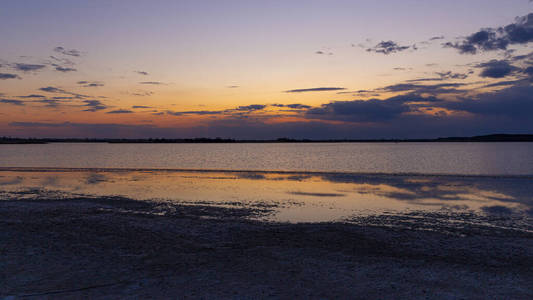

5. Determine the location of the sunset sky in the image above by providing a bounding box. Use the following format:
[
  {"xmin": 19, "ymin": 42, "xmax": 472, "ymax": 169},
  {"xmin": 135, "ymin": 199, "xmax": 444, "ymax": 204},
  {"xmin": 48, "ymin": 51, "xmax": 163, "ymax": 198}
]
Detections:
[{"xmin": 1, "ymin": 0, "xmax": 532, "ymax": 139}]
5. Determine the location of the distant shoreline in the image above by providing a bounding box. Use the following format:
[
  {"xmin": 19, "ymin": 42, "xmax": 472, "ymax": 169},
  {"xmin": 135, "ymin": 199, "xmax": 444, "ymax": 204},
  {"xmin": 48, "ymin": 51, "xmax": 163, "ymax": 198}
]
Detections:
[{"xmin": 1, "ymin": 134, "xmax": 533, "ymax": 144}]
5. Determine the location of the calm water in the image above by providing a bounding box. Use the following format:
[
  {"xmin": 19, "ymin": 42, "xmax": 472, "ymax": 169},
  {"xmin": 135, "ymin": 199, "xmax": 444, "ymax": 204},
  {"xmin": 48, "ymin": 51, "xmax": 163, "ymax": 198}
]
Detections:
[
  {"xmin": 1, "ymin": 142, "xmax": 533, "ymax": 175},
  {"xmin": 1, "ymin": 142, "xmax": 533, "ymax": 223}
]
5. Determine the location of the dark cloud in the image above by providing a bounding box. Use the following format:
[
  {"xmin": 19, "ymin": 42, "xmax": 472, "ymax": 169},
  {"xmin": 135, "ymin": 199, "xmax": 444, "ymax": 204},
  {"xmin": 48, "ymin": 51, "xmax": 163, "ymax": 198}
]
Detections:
[
  {"xmin": 272, "ymin": 103, "xmax": 311, "ymax": 109},
  {"xmin": 477, "ymin": 60, "xmax": 519, "ymax": 78},
  {"xmin": 135, "ymin": 71, "xmax": 149, "ymax": 75},
  {"xmin": 39, "ymin": 86, "xmax": 66, "ymax": 93},
  {"xmin": 297, "ymin": 84, "xmax": 533, "ymax": 136},
  {"xmin": 18, "ymin": 94, "xmax": 45, "ymax": 98},
  {"xmin": 315, "ymin": 50, "xmax": 333, "ymax": 55},
  {"xmin": 524, "ymin": 66, "xmax": 533, "ymax": 75},
  {"xmin": 306, "ymin": 98, "xmax": 411, "ymax": 122},
  {"xmin": 55, "ymin": 66, "xmax": 77, "ymax": 72},
  {"xmin": 286, "ymin": 104, "xmax": 311, "ymax": 109},
  {"xmin": 0, "ymin": 99, "xmax": 25, "ymax": 106},
  {"xmin": 284, "ymin": 87, "xmax": 346, "ymax": 93},
  {"xmin": 440, "ymin": 85, "xmax": 533, "ymax": 118},
  {"xmin": 106, "ymin": 109, "xmax": 134, "ymax": 114},
  {"xmin": 227, "ymin": 85, "xmax": 240, "ymax": 88},
  {"xmin": 235, "ymin": 104, "xmax": 266, "ymax": 111},
  {"xmin": 0, "ymin": 73, "xmax": 20, "ymax": 80},
  {"xmin": 167, "ymin": 110, "xmax": 223, "ymax": 116},
  {"xmin": 445, "ymin": 13, "xmax": 533, "ymax": 54},
  {"xmin": 429, "ymin": 36, "xmax": 445, "ymax": 41},
  {"xmin": 13, "ymin": 63, "xmax": 46, "ymax": 72},
  {"xmin": 132, "ymin": 105, "xmax": 152, "ymax": 109},
  {"xmin": 53, "ymin": 46, "xmax": 81, "ymax": 57},
  {"xmin": 82, "ymin": 100, "xmax": 107, "ymax": 112},
  {"xmin": 366, "ymin": 41, "xmax": 412, "ymax": 55}
]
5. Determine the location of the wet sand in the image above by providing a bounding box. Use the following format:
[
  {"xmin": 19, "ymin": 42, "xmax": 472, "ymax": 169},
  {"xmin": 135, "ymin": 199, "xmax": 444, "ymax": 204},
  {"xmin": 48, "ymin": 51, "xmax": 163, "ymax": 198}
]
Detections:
[{"xmin": 1, "ymin": 194, "xmax": 532, "ymax": 299}]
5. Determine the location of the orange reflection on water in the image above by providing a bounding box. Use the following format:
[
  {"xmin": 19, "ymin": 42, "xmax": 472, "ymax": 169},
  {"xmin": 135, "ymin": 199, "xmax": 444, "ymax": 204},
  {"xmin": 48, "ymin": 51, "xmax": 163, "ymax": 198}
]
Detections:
[{"xmin": 0, "ymin": 169, "xmax": 532, "ymax": 223}]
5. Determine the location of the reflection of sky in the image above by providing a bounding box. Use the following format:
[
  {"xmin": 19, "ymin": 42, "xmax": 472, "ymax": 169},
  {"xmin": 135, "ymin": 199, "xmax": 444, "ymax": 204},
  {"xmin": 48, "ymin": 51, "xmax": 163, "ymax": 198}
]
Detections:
[{"xmin": 1, "ymin": 170, "xmax": 531, "ymax": 223}]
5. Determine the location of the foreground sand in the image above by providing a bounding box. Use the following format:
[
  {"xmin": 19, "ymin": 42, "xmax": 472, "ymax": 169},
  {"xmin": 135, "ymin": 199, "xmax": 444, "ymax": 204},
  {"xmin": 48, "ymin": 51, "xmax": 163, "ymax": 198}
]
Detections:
[{"xmin": 1, "ymin": 196, "xmax": 532, "ymax": 299}]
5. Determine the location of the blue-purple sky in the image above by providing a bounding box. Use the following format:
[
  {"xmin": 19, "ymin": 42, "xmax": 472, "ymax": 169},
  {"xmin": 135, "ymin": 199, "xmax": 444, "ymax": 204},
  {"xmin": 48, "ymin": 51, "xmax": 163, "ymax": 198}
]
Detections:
[{"xmin": 1, "ymin": 0, "xmax": 533, "ymax": 138}]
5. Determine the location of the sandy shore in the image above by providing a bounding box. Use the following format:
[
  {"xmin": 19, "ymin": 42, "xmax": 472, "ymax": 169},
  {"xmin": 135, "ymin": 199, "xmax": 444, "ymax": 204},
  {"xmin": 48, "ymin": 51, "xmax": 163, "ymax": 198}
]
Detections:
[{"xmin": 1, "ymin": 195, "xmax": 532, "ymax": 299}]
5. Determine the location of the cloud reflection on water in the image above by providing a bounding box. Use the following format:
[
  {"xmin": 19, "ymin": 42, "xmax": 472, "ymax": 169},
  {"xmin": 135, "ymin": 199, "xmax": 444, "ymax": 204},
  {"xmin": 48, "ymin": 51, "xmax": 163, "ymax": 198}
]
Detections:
[{"xmin": 0, "ymin": 169, "xmax": 531, "ymax": 222}]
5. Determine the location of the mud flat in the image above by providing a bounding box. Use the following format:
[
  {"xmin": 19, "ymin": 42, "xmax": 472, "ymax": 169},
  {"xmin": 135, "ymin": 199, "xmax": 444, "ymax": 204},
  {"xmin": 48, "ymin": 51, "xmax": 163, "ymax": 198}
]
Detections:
[{"xmin": 1, "ymin": 194, "xmax": 532, "ymax": 299}]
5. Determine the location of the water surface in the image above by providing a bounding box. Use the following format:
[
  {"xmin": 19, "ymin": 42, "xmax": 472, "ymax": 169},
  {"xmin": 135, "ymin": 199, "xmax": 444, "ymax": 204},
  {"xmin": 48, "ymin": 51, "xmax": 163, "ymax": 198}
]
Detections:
[
  {"xmin": 1, "ymin": 169, "xmax": 532, "ymax": 224},
  {"xmin": 1, "ymin": 142, "xmax": 533, "ymax": 175}
]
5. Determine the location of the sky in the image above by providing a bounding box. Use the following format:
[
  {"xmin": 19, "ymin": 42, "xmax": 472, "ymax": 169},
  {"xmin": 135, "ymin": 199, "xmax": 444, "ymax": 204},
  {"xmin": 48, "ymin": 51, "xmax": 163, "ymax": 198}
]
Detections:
[{"xmin": 1, "ymin": 0, "xmax": 533, "ymax": 139}]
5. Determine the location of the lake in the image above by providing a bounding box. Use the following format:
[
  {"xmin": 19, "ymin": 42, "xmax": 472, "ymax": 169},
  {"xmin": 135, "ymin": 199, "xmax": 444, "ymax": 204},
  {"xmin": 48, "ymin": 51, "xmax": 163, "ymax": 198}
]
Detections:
[
  {"xmin": 1, "ymin": 142, "xmax": 533, "ymax": 175},
  {"xmin": 1, "ymin": 142, "xmax": 533, "ymax": 223}
]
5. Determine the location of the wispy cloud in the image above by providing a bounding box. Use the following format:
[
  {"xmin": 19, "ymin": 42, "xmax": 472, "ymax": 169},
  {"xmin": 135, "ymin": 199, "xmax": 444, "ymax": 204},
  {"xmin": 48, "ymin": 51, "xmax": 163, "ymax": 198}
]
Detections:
[
  {"xmin": 315, "ymin": 50, "xmax": 333, "ymax": 55},
  {"xmin": 135, "ymin": 71, "xmax": 149, "ymax": 75},
  {"xmin": 38, "ymin": 86, "xmax": 89, "ymax": 99},
  {"xmin": 39, "ymin": 86, "xmax": 66, "ymax": 93},
  {"xmin": 130, "ymin": 90, "xmax": 154, "ymax": 97},
  {"xmin": 12, "ymin": 63, "xmax": 46, "ymax": 72},
  {"xmin": 106, "ymin": 109, "xmax": 134, "ymax": 114},
  {"xmin": 284, "ymin": 87, "xmax": 346, "ymax": 93},
  {"xmin": 166, "ymin": 103, "xmax": 269, "ymax": 117},
  {"xmin": 139, "ymin": 81, "xmax": 164, "ymax": 85},
  {"xmin": 366, "ymin": 41, "xmax": 413, "ymax": 55},
  {"xmin": 54, "ymin": 66, "xmax": 77, "ymax": 72},
  {"xmin": 18, "ymin": 94, "xmax": 45, "ymax": 98},
  {"xmin": 77, "ymin": 81, "xmax": 104, "ymax": 87},
  {"xmin": 272, "ymin": 103, "xmax": 311, "ymax": 109},
  {"xmin": 34, "ymin": 99, "xmax": 64, "ymax": 108},
  {"xmin": 53, "ymin": 46, "xmax": 81, "ymax": 57},
  {"xmin": 0, "ymin": 73, "xmax": 20, "ymax": 80},
  {"xmin": 406, "ymin": 71, "xmax": 472, "ymax": 82},
  {"xmin": 82, "ymin": 100, "xmax": 108, "ymax": 112},
  {"xmin": 0, "ymin": 99, "xmax": 25, "ymax": 106}
]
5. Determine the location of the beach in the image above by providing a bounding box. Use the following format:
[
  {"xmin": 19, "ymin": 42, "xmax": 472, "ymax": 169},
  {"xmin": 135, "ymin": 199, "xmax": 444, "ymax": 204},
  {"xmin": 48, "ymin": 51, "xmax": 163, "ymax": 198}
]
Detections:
[
  {"xmin": 1, "ymin": 149, "xmax": 533, "ymax": 298},
  {"xmin": 2, "ymin": 189, "xmax": 532, "ymax": 299}
]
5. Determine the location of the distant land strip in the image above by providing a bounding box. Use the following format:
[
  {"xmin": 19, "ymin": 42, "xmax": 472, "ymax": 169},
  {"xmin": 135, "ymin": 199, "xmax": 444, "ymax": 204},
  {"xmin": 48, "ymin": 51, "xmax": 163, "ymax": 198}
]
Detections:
[{"xmin": 1, "ymin": 134, "xmax": 533, "ymax": 144}]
